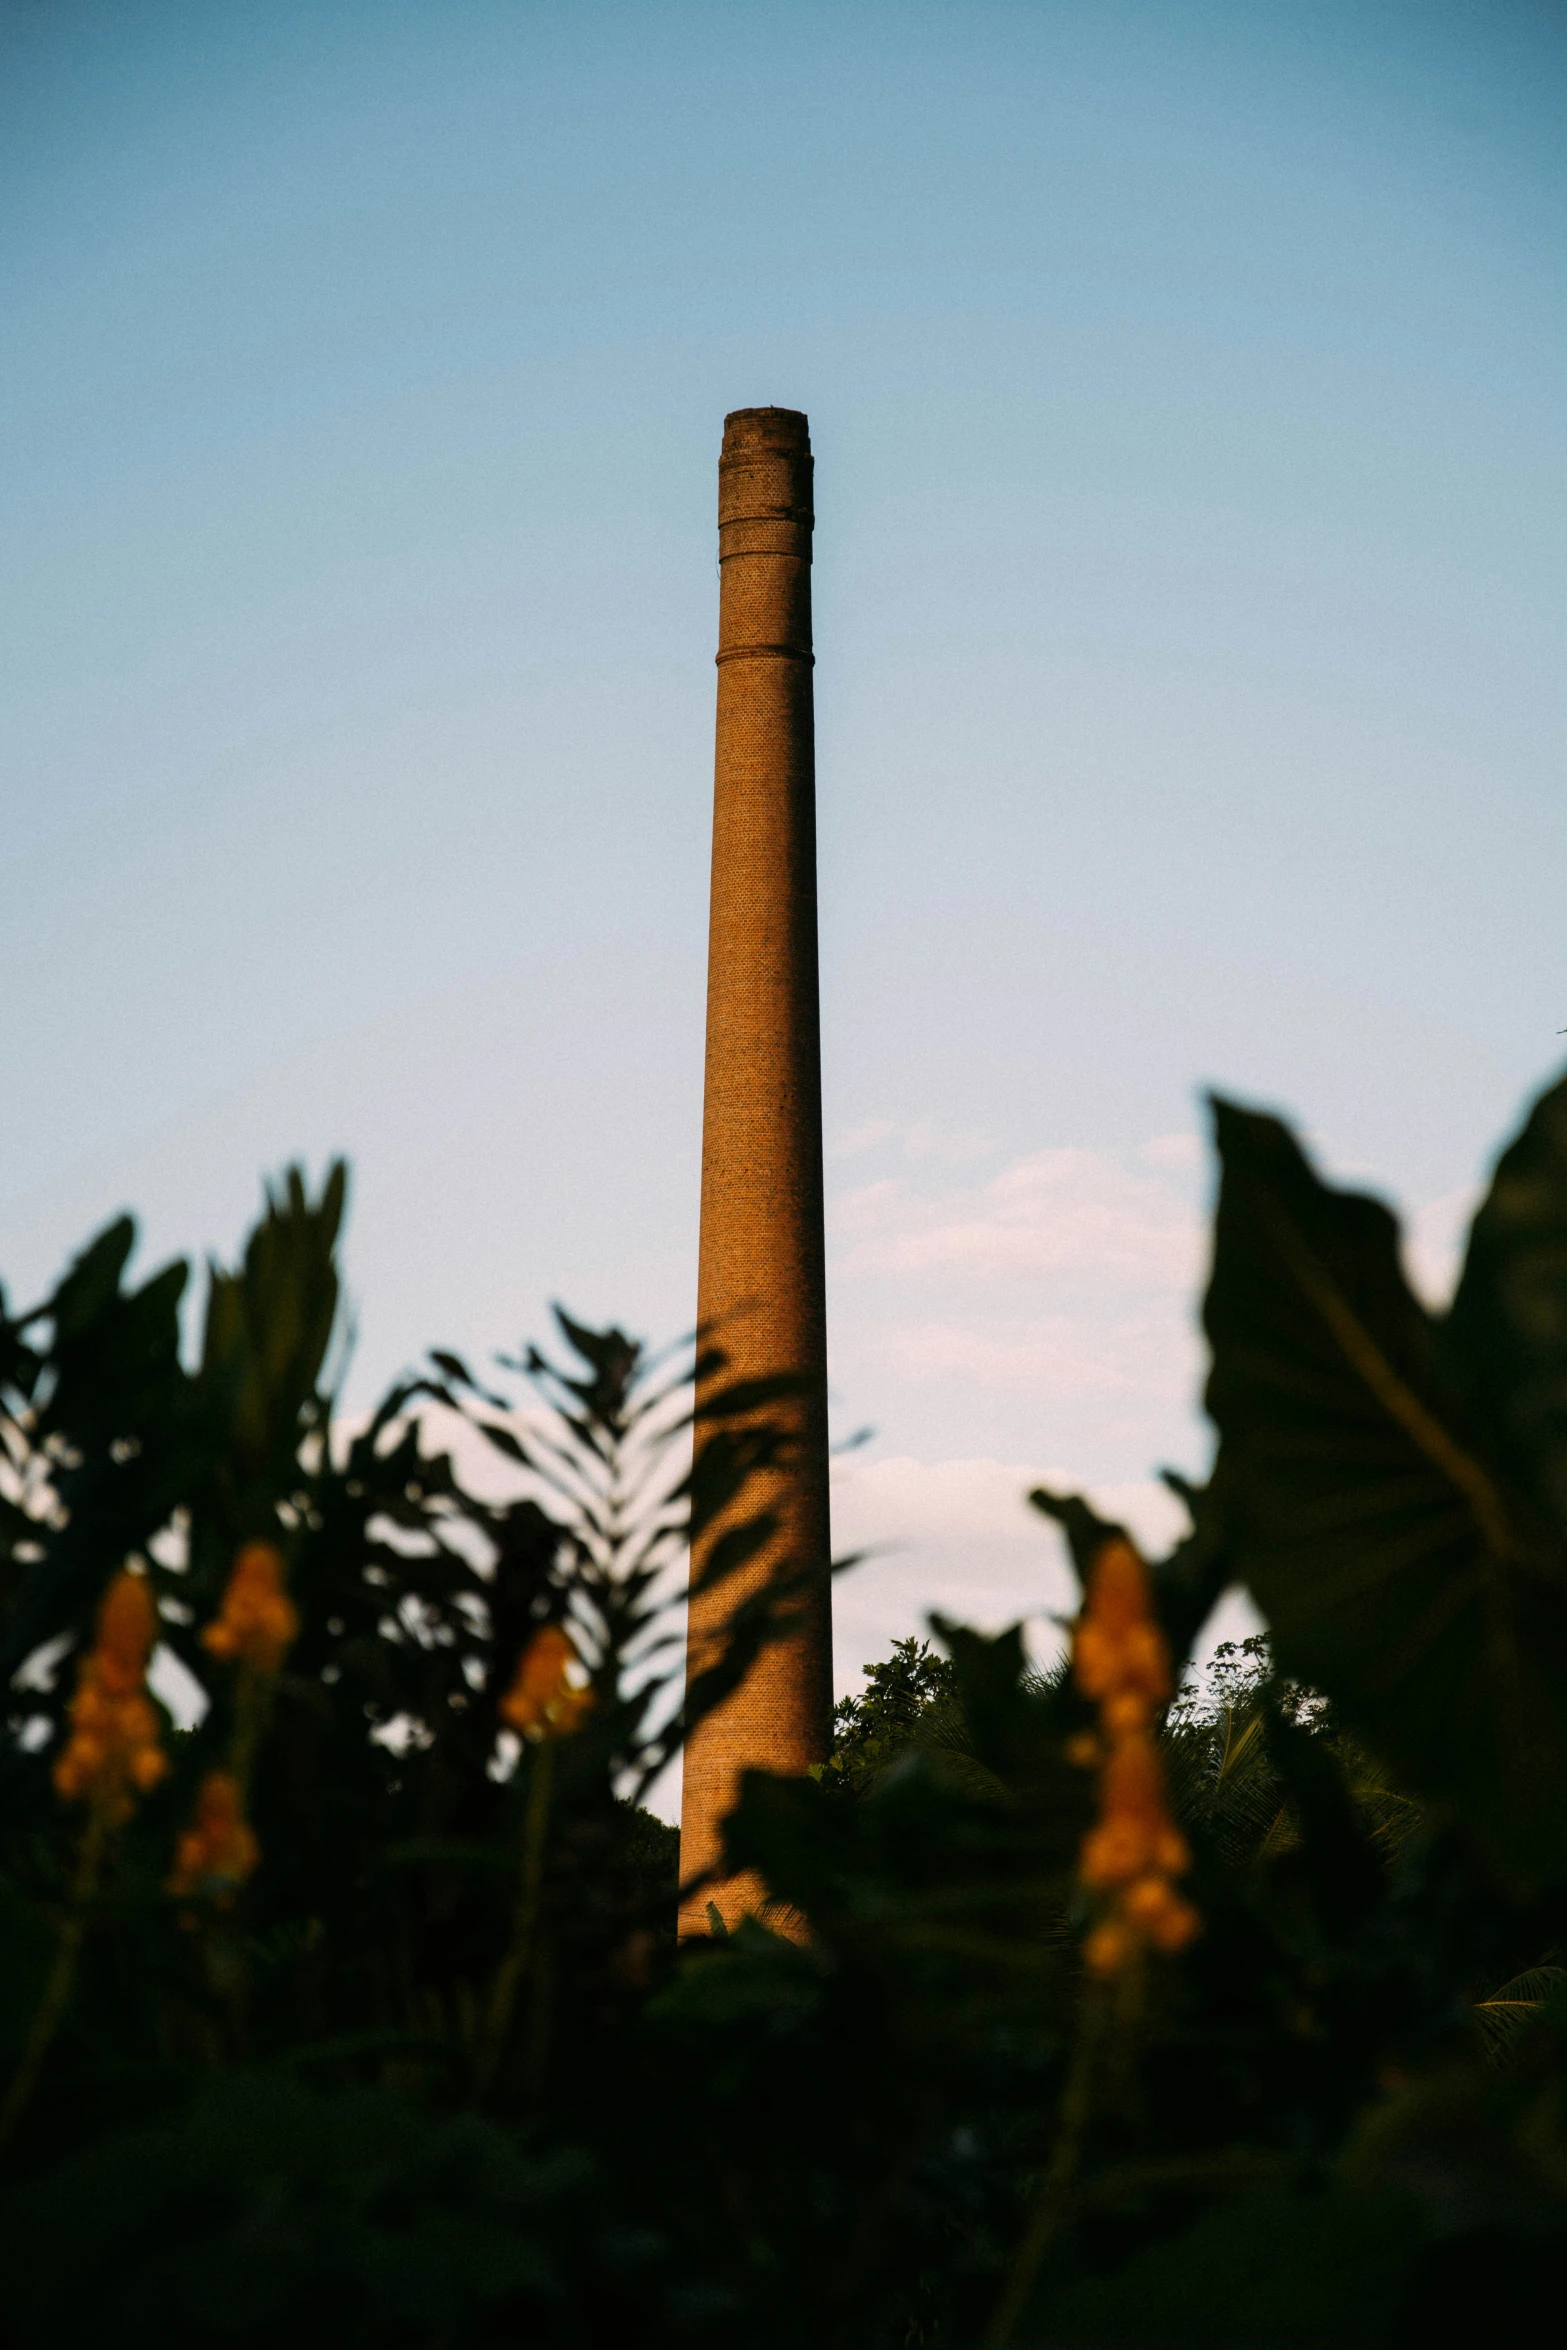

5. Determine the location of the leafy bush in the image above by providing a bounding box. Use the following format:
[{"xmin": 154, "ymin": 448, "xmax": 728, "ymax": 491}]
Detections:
[{"xmin": 3, "ymin": 1074, "xmax": 1567, "ymax": 2343}]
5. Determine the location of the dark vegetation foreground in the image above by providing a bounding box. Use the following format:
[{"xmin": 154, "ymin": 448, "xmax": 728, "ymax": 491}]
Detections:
[{"xmin": 4, "ymin": 1078, "xmax": 1567, "ymax": 2344}]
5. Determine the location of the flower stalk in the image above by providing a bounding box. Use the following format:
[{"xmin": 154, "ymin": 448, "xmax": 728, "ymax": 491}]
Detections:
[
  {"xmin": 0, "ymin": 1570, "xmax": 168, "ymax": 2155},
  {"xmin": 474, "ymin": 1625, "xmax": 596, "ymax": 2099}
]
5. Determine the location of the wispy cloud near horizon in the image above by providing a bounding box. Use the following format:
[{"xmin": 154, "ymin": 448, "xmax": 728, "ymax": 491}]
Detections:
[
  {"xmin": 826, "ymin": 1126, "xmax": 1209, "ymax": 1472},
  {"xmin": 833, "ymin": 1135, "xmax": 1204, "ymax": 1286}
]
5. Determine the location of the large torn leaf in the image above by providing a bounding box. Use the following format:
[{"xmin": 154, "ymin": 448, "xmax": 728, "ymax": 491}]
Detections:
[
  {"xmin": 1445, "ymin": 1074, "xmax": 1567, "ymax": 1538},
  {"xmin": 1204, "ymin": 1092, "xmax": 1567, "ymax": 1887}
]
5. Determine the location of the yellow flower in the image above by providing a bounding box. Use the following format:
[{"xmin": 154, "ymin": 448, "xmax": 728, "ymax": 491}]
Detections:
[
  {"xmin": 1072, "ymin": 1536, "xmax": 1173, "ymax": 1727},
  {"xmin": 1082, "ymin": 1915, "xmax": 1136, "ymax": 1979},
  {"xmin": 201, "ymin": 1541, "xmax": 299, "ymax": 1675},
  {"xmin": 500, "ymin": 1624, "xmax": 595, "ymax": 1742},
  {"xmin": 1071, "ymin": 1535, "xmax": 1198, "ymax": 1976},
  {"xmin": 1079, "ymin": 1733, "xmax": 1191, "ymax": 1884},
  {"xmin": 53, "ymin": 1571, "xmax": 168, "ymax": 1823},
  {"xmin": 1122, "ymin": 1872, "xmax": 1200, "ymax": 1951},
  {"xmin": 167, "ymin": 1770, "xmax": 260, "ymax": 1905}
]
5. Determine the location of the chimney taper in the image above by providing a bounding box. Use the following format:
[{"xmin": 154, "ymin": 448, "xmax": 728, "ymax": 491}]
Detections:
[{"xmin": 678, "ymin": 407, "xmax": 832, "ymax": 1934}]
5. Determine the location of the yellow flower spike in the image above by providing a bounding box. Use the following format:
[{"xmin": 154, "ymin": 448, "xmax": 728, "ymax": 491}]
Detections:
[
  {"xmin": 201, "ymin": 1541, "xmax": 299, "ymax": 1675},
  {"xmin": 1070, "ymin": 1535, "xmax": 1199, "ymax": 1977},
  {"xmin": 53, "ymin": 1571, "xmax": 169, "ymax": 1824},
  {"xmin": 167, "ymin": 1770, "xmax": 260, "ymax": 1907},
  {"xmin": 1082, "ymin": 1915, "xmax": 1136, "ymax": 1978},
  {"xmin": 1080, "ymin": 1814, "xmax": 1157, "ymax": 1890},
  {"xmin": 1101, "ymin": 1687, "xmax": 1155, "ymax": 1738},
  {"xmin": 500, "ymin": 1623, "xmax": 595, "ymax": 1742},
  {"xmin": 1139, "ymin": 1882, "xmax": 1202, "ymax": 1953},
  {"xmin": 1122, "ymin": 1873, "xmax": 1181, "ymax": 1931},
  {"xmin": 95, "ymin": 1571, "xmax": 159, "ymax": 1693},
  {"xmin": 1073, "ymin": 1537, "xmax": 1173, "ymax": 1711}
]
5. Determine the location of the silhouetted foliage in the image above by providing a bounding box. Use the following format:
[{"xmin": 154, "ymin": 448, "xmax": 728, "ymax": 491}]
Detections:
[{"xmin": 4, "ymin": 1073, "xmax": 1567, "ymax": 2342}]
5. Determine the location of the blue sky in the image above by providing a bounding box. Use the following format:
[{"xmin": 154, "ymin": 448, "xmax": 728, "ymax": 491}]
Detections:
[{"xmin": 4, "ymin": 0, "xmax": 1564, "ymax": 1698}]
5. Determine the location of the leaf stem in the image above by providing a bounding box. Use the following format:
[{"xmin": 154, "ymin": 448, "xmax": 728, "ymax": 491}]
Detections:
[
  {"xmin": 475, "ymin": 1736, "xmax": 556, "ymax": 2099},
  {"xmin": 0, "ymin": 1804, "xmax": 107, "ymax": 2160},
  {"xmin": 987, "ymin": 1979, "xmax": 1108, "ymax": 2344}
]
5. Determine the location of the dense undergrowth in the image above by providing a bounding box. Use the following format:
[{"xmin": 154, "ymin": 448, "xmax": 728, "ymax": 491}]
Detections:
[{"xmin": 4, "ymin": 1075, "xmax": 1567, "ymax": 2344}]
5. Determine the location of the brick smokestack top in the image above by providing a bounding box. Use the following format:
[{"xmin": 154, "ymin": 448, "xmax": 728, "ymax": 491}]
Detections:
[{"xmin": 679, "ymin": 407, "xmax": 832, "ymax": 1933}]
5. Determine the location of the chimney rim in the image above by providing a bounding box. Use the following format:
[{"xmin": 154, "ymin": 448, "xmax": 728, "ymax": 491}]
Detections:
[{"xmin": 722, "ymin": 406, "xmax": 811, "ymax": 453}]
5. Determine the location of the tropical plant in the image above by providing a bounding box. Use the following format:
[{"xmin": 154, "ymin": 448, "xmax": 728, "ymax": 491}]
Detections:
[{"xmin": 4, "ymin": 1070, "xmax": 1567, "ymax": 2344}]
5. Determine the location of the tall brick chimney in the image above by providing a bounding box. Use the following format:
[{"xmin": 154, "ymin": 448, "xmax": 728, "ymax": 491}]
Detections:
[{"xmin": 678, "ymin": 408, "xmax": 832, "ymax": 1932}]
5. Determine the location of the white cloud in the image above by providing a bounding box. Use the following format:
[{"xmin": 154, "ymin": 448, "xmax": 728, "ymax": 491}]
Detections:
[
  {"xmin": 859, "ymin": 1310, "xmax": 1200, "ymax": 1402},
  {"xmin": 830, "ymin": 1118, "xmax": 900, "ymax": 1160},
  {"xmin": 1139, "ymin": 1132, "xmax": 1204, "ymax": 1170},
  {"xmin": 831, "ymin": 1451, "xmax": 1193, "ymax": 1561},
  {"xmin": 829, "ymin": 1116, "xmax": 1000, "ymax": 1165},
  {"xmin": 826, "ymin": 1135, "xmax": 1210, "ymax": 1469},
  {"xmin": 832, "ymin": 1452, "xmax": 1051, "ymax": 1544},
  {"xmin": 827, "ymin": 1450, "xmax": 1206, "ymax": 1698},
  {"xmin": 831, "ymin": 1139, "xmax": 1205, "ymax": 1287}
]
